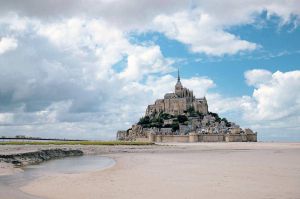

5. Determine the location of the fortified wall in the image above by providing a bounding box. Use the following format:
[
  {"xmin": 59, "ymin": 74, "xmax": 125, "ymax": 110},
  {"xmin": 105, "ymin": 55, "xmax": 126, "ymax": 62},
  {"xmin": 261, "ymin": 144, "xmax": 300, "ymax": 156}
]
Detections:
[
  {"xmin": 148, "ymin": 131, "xmax": 257, "ymax": 143},
  {"xmin": 117, "ymin": 128, "xmax": 257, "ymax": 143}
]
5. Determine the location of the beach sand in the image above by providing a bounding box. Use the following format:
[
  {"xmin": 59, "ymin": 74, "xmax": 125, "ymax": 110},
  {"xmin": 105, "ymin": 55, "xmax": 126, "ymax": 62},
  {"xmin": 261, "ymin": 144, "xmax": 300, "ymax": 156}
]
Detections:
[{"xmin": 14, "ymin": 142, "xmax": 300, "ymax": 199}]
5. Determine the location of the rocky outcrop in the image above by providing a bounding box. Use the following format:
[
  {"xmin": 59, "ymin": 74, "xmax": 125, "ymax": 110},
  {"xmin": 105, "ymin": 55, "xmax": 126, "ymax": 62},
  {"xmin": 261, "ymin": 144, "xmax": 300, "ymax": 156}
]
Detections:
[{"xmin": 0, "ymin": 149, "xmax": 83, "ymax": 166}]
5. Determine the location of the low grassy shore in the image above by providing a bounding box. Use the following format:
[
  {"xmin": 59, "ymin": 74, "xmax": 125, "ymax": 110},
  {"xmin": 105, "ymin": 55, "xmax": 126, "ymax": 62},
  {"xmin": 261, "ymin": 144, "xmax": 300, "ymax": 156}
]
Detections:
[{"xmin": 0, "ymin": 140, "xmax": 154, "ymax": 145}]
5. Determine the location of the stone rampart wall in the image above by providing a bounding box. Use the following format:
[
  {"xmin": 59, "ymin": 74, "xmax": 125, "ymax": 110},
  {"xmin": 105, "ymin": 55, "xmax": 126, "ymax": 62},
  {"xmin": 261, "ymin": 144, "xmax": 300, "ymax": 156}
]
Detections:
[
  {"xmin": 199, "ymin": 134, "xmax": 225, "ymax": 142},
  {"xmin": 225, "ymin": 134, "xmax": 247, "ymax": 142},
  {"xmin": 154, "ymin": 135, "xmax": 189, "ymax": 143},
  {"xmin": 135, "ymin": 137, "xmax": 149, "ymax": 142},
  {"xmin": 246, "ymin": 134, "xmax": 257, "ymax": 142},
  {"xmin": 149, "ymin": 133, "xmax": 257, "ymax": 143}
]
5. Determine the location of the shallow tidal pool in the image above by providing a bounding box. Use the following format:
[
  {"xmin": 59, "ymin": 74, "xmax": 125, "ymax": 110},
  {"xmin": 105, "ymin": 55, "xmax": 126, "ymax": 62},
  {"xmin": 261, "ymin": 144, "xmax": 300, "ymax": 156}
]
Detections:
[{"xmin": 0, "ymin": 155, "xmax": 115, "ymax": 199}]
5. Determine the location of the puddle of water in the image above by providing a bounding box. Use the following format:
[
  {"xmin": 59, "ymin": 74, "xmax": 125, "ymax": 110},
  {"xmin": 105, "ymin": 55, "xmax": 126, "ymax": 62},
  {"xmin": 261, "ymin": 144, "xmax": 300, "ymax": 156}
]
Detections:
[{"xmin": 0, "ymin": 155, "xmax": 115, "ymax": 199}]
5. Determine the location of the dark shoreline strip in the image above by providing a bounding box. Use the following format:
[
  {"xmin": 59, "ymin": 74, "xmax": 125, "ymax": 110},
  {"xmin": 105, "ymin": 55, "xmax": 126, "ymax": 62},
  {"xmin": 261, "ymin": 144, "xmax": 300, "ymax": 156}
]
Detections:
[{"xmin": 0, "ymin": 149, "xmax": 83, "ymax": 166}]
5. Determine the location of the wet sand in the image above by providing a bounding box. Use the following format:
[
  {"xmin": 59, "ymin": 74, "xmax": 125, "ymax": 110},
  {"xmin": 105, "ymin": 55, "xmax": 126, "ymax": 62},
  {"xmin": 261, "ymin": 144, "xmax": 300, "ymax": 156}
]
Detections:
[{"xmin": 1, "ymin": 142, "xmax": 300, "ymax": 199}]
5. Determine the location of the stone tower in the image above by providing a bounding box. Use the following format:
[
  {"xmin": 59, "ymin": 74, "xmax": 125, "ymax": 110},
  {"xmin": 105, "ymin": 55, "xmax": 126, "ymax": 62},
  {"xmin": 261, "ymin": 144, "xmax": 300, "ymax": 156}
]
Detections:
[{"xmin": 175, "ymin": 69, "xmax": 183, "ymax": 95}]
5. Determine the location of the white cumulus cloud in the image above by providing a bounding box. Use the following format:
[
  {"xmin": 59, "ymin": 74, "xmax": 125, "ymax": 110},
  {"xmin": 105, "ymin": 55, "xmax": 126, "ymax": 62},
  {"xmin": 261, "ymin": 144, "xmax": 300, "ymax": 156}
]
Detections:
[
  {"xmin": 153, "ymin": 11, "xmax": 258, "ymax": 56},
  {"xmin": 245, "ymin": 69, "xmax": 273, "ymax": 86},
  {"xmin": 0, "ymin": 37, "xmax": 17, "ymax": 55},
  {"xmin": 246, "ymin": 70, "xmax": 300, "ymax": 121},
  {"xmin": 209, "ymin": 70, "xmax": 300, "ymax": 138}
]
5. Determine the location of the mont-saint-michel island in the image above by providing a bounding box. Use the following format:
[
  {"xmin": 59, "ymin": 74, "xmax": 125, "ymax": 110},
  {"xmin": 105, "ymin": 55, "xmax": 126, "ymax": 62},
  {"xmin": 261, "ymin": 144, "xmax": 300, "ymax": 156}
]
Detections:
[
  {"xmin": 117, "ymin": 71, "xmax": 257, "ymax": 143},
  {"xmin": 0, "ymin": 1, "xmax": 300, "ymax": 199}
]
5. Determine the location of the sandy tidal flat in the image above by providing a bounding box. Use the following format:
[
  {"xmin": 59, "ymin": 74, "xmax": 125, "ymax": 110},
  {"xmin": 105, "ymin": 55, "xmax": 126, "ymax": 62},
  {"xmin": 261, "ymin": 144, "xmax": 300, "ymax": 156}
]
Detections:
[{"xmin": 2, "ymin": 142, "xmax": 300, "ymax": 199}]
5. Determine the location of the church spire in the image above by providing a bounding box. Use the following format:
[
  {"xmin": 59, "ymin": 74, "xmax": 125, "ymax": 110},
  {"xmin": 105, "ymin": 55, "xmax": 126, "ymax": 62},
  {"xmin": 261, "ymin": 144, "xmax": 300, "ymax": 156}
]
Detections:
[
  {"xmin": 175, "ymin": 68, "xmax": 183, "ymax": 92},
  {"xmin": 177, "ymin": 68, "xmax": 180, "ymax": 82}
]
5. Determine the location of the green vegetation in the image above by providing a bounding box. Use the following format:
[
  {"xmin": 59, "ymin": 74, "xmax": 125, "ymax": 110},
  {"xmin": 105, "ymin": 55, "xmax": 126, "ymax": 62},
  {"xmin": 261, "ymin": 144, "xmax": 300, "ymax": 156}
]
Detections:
[
  {"xmin": 209, "ymin": 112, "xmax": 231, "ymax": 127},
  {"xmin": 163, "ymin": 124, "xmax": 171, "ymax": 128},
  {"xmin": 137, "ymin": 109, "xmax": 234, "ymax": 133},
  {"xmin": 137, "ymin": 109, "xmax": 233, "ymax": 132},
  {"xmin": 221, "ymin": 118, "xmax": 231, "ymax": 127},
  {"xmin": 177, "ymin": 115, "xmax": 188, "ymax": 123},
  {"xmin": 138, "ymin": 112, "xmax": 189, "ymax": 131},
  {"xmin": 138, "ymin": 115, "xmax": 163, "ymax": 128},
  {"xmin": 171, "ymin": 121, "xmax": 179, "ymax": 132},
  {"xmin": 138, "ymin": 110, "xmax": 192, "ymax": 131},
  {"xmin": 185, "ymin": 106, "xmax": 204, "ymax": 118},
  {"xmin": 209, "ymin": 112, "xmax": 221, "ymax": 122},
  {"xmin": 138, "ymin": 111, "xmax": 175, "ymax": 128},
  {"xmin": 0, "ymin": 141, "xmax": 154, "ymax": 145},
  {"xmin": 160, "ymin": 112, "xmax": 175, "ymax": 120},
  {"xmin": 138, "ymin": 116, "xmax": 151, "ymax": 125},
  {"xmin": 185, "ymin": 106, "xmax": 196, "ymax": 117},
  {"xmin": 196, "ymin": 111, "xmax": 204, "ymax": 119}
]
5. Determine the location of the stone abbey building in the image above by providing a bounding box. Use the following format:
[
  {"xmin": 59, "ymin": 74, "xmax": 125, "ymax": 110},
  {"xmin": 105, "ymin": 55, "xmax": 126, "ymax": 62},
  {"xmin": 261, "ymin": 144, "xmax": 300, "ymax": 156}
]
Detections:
[
  {"xmin": 117, "ymin": 71, "xmax": 257, "ymax": 143},
  {"xmin": 146, "ymin": 71, "xmax": 208, "ymax": 116}
]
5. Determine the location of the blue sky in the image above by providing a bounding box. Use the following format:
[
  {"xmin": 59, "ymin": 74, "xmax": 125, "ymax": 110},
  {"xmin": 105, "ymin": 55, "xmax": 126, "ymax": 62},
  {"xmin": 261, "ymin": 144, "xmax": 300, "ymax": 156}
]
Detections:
[
  {"xmin": 0, "ymin": 0, "xmax": 299, "ymax": 141},
  {"xmin": 136, "ymin": 18, "xmax": 300, "ymax": 97}
]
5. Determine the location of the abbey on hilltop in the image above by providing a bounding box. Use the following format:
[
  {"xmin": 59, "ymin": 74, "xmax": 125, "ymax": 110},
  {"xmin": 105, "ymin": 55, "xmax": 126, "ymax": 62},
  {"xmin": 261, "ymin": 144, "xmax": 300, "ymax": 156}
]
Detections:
[
  {"xmin": 117, "ymin": 70, "xmax": 257, "ymax": 143},
  {"xmin": 146, "ymin": 70, "xmax": 208, "ymax": 116}
]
